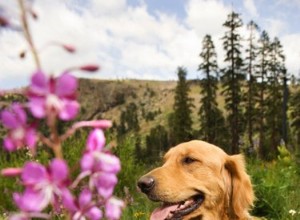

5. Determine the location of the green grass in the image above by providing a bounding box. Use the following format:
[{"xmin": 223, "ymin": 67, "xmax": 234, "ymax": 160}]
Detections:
[
  {"xmin": 1, "ymin": 134, "xmax": 300, "ymax": 220},
  {"xmin": 248, "ymin": 156, "xmax": 300, "ymax": 219},
  {"xmin": 113, "ymin": 136, "xmax": 157, "ymax": 219}
]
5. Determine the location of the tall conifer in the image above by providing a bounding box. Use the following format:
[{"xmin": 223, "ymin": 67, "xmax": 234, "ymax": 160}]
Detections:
[
  {"xmin": 172, "ymin": 67, "xmax": 194, "ymax": 145},
  {"xmin": 198, "ymin": 35, "xmax": 226, "ymax": 146},
  {"xmin": 266, "ymin": 37, "xmax": 286, "ymax": 155},
  {"xmin": 221, "ymin": 11, "xmax": 245, "ymax": 153}
]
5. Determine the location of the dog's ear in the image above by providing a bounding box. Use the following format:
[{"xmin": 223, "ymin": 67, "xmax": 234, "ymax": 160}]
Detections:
[{"xmin": 225, "ymin": 154, "xmax": 254, "ymax": 219}]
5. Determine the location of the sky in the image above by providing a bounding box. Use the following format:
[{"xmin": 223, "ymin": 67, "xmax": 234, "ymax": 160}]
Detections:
[{"xmin": 1, "ymin": 0, "xmax": 300, "ymax": 89}]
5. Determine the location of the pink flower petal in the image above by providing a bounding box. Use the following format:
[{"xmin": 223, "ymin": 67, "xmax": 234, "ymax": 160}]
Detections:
[
  {"xmin": 86, "ymin": 207, "xmax": 103, "ymax": 220},
  {"xmin": 105, "ymin": 197, "xmax": 124, "ymax": 220},
  {"xmin": 29, "ymin": 98, "xmax": 46, "ymax": 119},
  {"xmin": 22, "ymin": 162, "xmax": 47, "ymax": 185},
  {"xmin": 98, "ymin": 186, "xmax": 114, "ymax": 200},
  {"xmin": 79, "ymin": 188, "xmax": 92, "ymax": 208},
  {"xmin": 12, "ymin": 104, "xmax": 27, "ymax": 125},
  {"xmin": 1, "ymin": 110, "xmax": 19, "ymax": 129},
  {"xmin": 30, "ymin": 71, "xmax": 49, "ymax": 96},
  {"xmin": 49, "ymin": 159, "xmax": 68, "ymax": 183},
  {"xmin": 87, "ymin": 129, "xmax": 105, "ymax": 152},
  {"xmin": 3, "ymin": 136, "xmax": 17, "ymax": 151},
  {"xmin": 55, "ymin": 73, "xmax": 77, "ymax": 98},
  {"xmin": 25, "ymin": 127, "xmax": 37, "ymax": 149},
  {"xmin": 13, "ymin": 188, "xmax": 49, "ymax": 212},
  {"xmin": 80, "ymin": 153, "xmax": 94, "ymax": 171},
  {"xmin": 61, "ymin": 188, "xmax": 77, "ymax": 212},
  {"xmin": 98, "ymin": 153, "xmax": 121, "ymax": 174},
  {"xmin": 58, "ymin": 100, "xmax": 79, "ymax": 121},
  {"xmin": 95, "ymin": 172, "xmax": 117, "ymax": 199}
]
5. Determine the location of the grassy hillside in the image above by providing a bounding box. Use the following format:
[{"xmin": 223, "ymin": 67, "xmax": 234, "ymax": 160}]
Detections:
[{"xmin": 77, "ymin": 78, "xmax": 203, "ymax": 133}]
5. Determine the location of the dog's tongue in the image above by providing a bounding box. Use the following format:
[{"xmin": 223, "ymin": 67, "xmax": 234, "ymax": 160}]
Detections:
[{"xmin": 150, "ymin": 204, "xmax": 178, "ymax": 220}]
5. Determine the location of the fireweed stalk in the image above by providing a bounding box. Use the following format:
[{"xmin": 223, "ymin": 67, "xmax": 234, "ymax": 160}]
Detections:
[{"xmin": 0, "ymin": 1, "xmax": 124, "ymax": 219}]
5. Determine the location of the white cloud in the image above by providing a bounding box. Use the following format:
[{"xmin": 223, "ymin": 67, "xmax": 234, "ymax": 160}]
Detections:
[
  {"xmin": 185, "ymin": 0, "xmax": 230, "ymax": 37},
  {"xmin": 90, "ymin": 0, "xmax": 127, "ymax": 15},
  {"xmin": 1, "ymin": 0, "xmax": 231, "ymax": 88},
  {"xmin": 282, "ymin": 34, "xmax": 300, "ymax": 75},
  {"xmin": 264, "ymin": 18, "xmax": 287, "ymax": 38},
  {"xmin": 0, "ymin": 0, "xmax": 299, "ymax": 89},
  {"xmin": 243, "ymin": 0, "xmax": 258, "ymax": 18}
]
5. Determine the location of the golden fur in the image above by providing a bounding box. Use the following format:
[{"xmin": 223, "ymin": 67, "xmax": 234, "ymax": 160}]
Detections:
[{"xmin": 139, "ymin": 140, "xmax": 257, "ymax": 220}]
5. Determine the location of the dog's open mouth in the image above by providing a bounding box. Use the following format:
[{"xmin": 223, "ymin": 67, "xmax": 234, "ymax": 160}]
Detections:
[{"xmin": 150, "ymin": 195, "xmax": 204, "ymax": 220}]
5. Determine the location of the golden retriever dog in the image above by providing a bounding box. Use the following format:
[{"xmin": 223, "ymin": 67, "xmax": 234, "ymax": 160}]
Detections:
[{"xmin": 137, "ymin": 140, "xmax": 257, "ymax": 220}]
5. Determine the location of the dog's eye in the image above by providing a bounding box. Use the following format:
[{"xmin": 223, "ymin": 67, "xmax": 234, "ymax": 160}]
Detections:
[{"xmin": 182, "ymin": 157, "xmax": 196, "ymax": 164}]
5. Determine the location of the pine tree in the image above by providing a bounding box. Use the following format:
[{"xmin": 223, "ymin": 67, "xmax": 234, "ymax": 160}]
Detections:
[
  {"xmin": 245, "ymin": 21, "xmax": 259, "ymax": 153},
  {"xmin": 116, "ymin": 102, "xmax": 140, "ymax": 140},
  {"xmin": 221, "ymin": 11, "xmax": 245, "ymax": 154},
  {"xmin": 117, "ymin": 111, "xmax": 127, "ymax": 140},
  {"xmin": 145, "ymin": 125, "xmax": 169, "ymax": 163},
  {"xmin": 167, "ymin": 112, "xmax": 176, "ymax": 146},
  {"xmin": 125, "ymin": 102, "xmax": 140, "ymax": 132},
  {"xmin": 256, "ymin": 30, "xmax": 271, "ymax": 159},
  {"xmin": 266, "ymin": 37, "xmax": 286, "ymax": 156},
  {"xmin": 171, "ymin": 67, "xmax": 194, "ymax": 145},
  {"xmin": 198, "ymin": 35, "xmax": 226, "ymax": 146}
]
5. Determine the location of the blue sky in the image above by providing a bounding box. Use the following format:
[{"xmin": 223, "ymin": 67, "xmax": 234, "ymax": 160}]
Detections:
[{"xmin": 1, "ymin": 0, "xmax": 300, "ymax": 89}]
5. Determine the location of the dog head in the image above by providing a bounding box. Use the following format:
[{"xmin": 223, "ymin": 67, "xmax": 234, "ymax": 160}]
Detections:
[{"xmin": 137, "ymin": 140, "xmax": 254, "ymax": 220}]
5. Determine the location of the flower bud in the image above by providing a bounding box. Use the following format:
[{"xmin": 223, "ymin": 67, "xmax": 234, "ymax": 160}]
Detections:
[
  {"xmin": 80, "ymin": 65, "xmax": 100, "ymax": 72},
  {"xmin": 63, "ymin": 44, "xmax": 76, "ymax": 53},
  {"xmin": 1, "ymin": 168, "xmax": 22, "ymax": 177},
  {"xmin": 0, "ymin": 16, "xmax": 9, "ymax": 27}
]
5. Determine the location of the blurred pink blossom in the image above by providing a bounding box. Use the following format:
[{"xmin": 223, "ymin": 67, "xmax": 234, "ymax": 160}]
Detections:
[
  {"xmin": 27, "ymin": 71, "xmax": 79, "ymax": 121},
  {"xmin": 14, "ymin": 159, "xmax": 71, "ymax": 212},
  {"xmin": 80, "ymin": 129, "xmax": 121, "ymax": 199},
  {"xmin": 0, "ymin": 103, "xmax": 37, "ymax": 151},
  {"xmin": 63, "ymin": 188, "xmax": 102, "ymax": 220},
  {"xmin": 105, "ymin": 197, "xmax": 124, "ymax": 220},
  {"xmin": 93, "ymin": 172, "xmax": 118, "ymax": 199}
]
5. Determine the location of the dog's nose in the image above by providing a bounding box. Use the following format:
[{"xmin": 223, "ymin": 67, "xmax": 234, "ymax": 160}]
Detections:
[{"xmin": 137, "ymin": 176, "xmax": 155, "ymax": 193}]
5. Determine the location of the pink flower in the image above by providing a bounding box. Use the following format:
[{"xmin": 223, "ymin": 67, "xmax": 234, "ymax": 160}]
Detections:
[
  {"xmin": 86, "ymin": 129, "xmax": 106, "ymax": 152},
  {"xmin": 62, "ymin": 188, "xmax": 102, "ymax": 220},
  {"xmin": 105, "ymin": 197, "xmax": 124, "ymax": 220},
  {"xmin": 79, "ymin": 129, "xmax": 121, "ymax": 199},
  {"xmin": 14, "ymin": 159, "xmax": 70, "ymax": 212},
  {"xmin": 80, "ymin": 129, "xmax": 121, "ymax": 174},
  {"xmin": 93, "ymin": 172, "xmax": 118, "ymax": 199},
  {"xmin": 27, "ymin": 71, "xmax": 79, "ymax": 121},
  {"xmin": 13, "ymin": 188, "xmax": 49, "ymax": 212},
  {"xmin": 0, "ymin": 103, "xmax": 37, "ymax": 151}
]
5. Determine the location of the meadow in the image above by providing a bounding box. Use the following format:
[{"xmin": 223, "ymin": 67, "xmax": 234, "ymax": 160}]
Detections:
[{"xmin": 1, "ymin": 133, "xmax": 299, "ymax": 220}]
